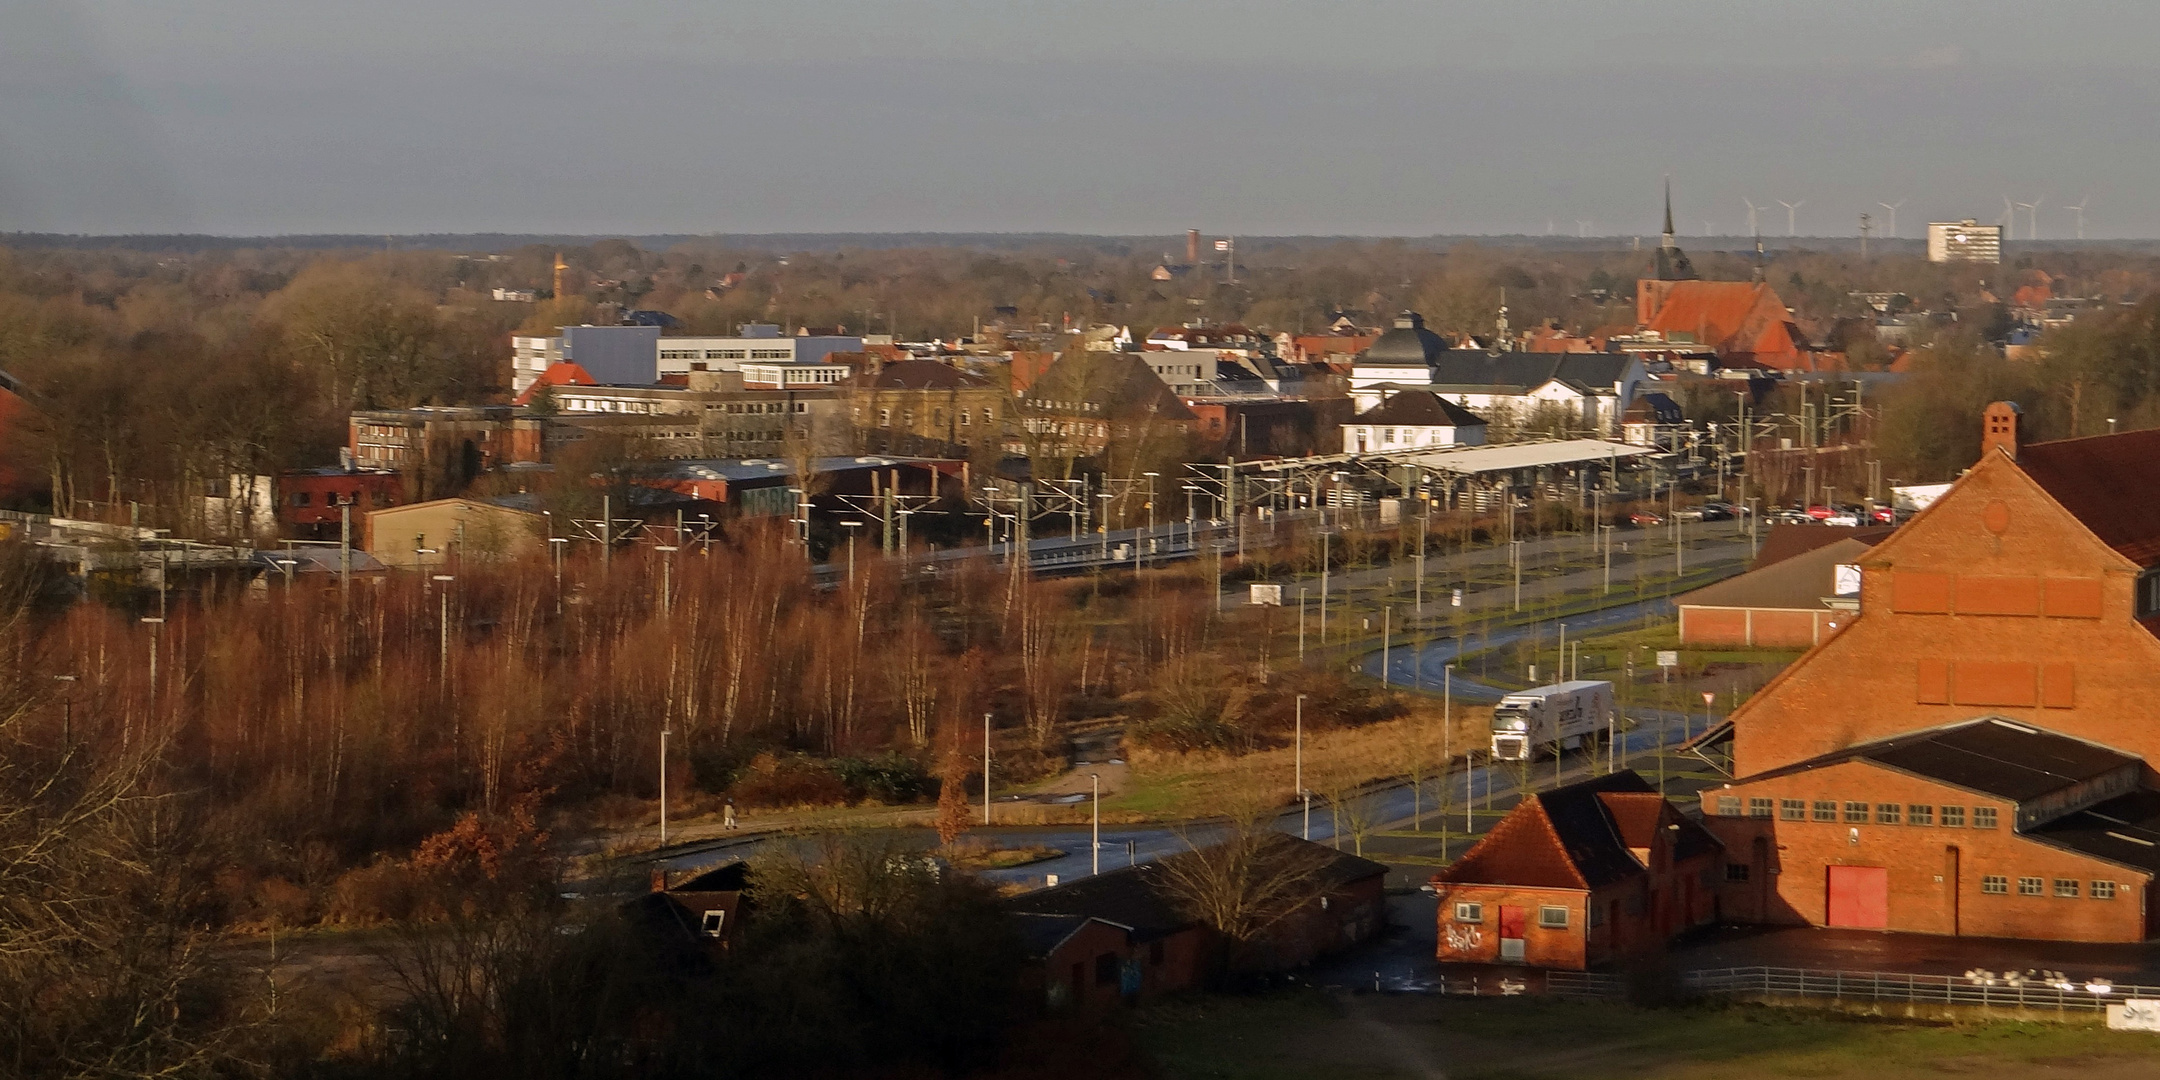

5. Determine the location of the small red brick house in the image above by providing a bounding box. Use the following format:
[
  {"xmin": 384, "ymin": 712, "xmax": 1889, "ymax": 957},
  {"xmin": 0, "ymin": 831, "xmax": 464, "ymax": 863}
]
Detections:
[
  {"xmin": 1706, "ymin": 717, "xmax": 2160, "ymax": 942},
  {"xmin": 1430, "ymin": 771, "xmax": 1721, "ymax": 971},
  {"xmin": 1007, "ymin": 835, "xmax": 1387, "ymax": 1012},
  {"xmin": 624, "ymin": 861, "xmax": 749, "ymax": 957}
]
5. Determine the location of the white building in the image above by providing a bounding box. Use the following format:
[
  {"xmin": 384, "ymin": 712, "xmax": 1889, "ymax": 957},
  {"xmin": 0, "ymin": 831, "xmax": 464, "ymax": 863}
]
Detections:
[
  {"xmin": 1141, "ymin": 350, "xmax": 1220, "ymax": 395},
  {"xmin": 510, "ymin": 336, "xmax": 563, "ymax": 394},
  {"xmin": 1342, "ymin": 390, "xmax": 1488, "ymax": 454},
  {"xmin": 655, "ymin": 324, "xmax": 863, "ymax": 380},
  {"xmin": 1348, "ymin": 311, "xmax": 1644, "ymax": 436},
  {"xmin": 1927, "ymin": 219, "xmax": 2003, "ymax": 264}
]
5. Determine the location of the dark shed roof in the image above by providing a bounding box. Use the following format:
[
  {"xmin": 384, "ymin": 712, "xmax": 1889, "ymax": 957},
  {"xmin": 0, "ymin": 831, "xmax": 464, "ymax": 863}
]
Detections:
[
  {"xmin": 1354, "ymin": 390, "xmax": 1488, "ymax": 428},
  {"xmin": 1739, "ymin": 718, "xmax": 2137, "ymax": 803}
]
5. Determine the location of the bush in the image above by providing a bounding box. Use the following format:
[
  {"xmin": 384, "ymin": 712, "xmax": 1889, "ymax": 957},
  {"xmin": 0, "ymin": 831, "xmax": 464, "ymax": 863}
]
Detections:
[
  {"xmin": 726, "ymin": 753, "xmax": 851, "ymax": 809},
  {"xmin": 830, "ymin": 753, "xmax": 936, "ymax": 805}
]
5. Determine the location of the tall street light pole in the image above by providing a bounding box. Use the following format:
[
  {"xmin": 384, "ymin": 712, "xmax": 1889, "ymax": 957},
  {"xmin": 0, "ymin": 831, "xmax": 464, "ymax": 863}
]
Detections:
[
  {"xmin": 982, "ymin": 712, "xmax": 993, "ymax": 825},
  {"xmin": 433, "ymin": 575, "xmax": 455, "ymax": 681},
  {"xmin": 1091, "ymin": 773, "xmax": 1101, "ymax": 875},
  {"xmin": 549, "ymin": 537, "xmax": 569, "ymax": 615},
  {"xmin": 659, "ymin": 726, "xmax": 671, "ymax": 847},
  {"xmin": 654, "ymin": 545, "xmax": 679, "ymax": 617},
  {"xmin": 1296, "ymin": 693, "xmax": 1308, "ymax": 840}
]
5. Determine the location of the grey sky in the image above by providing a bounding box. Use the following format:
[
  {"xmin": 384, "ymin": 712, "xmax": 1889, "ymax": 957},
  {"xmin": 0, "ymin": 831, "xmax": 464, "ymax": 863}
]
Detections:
[{"xmin": 7, "ymin": 0, "xmax": 2160, "ymax": 238}]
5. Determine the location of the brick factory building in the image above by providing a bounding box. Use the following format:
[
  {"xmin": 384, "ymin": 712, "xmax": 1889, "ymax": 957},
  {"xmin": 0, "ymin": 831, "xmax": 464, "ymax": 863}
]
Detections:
[{"xmin": 1702, "ymin": 402, "xmax": 2160, "ymax": 942}]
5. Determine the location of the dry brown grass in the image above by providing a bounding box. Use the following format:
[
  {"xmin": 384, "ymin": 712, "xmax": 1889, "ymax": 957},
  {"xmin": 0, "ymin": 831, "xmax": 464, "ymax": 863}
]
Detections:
[{"xmin": 1109, "ymin": 702, "xmax": 1494, "ymax": 821}]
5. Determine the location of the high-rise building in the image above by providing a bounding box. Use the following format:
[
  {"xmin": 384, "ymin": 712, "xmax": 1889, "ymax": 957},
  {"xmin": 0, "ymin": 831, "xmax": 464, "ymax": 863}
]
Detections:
[{"xmin": 1927, "ymin": 219, "xmax": 2003, "ymax": 264}]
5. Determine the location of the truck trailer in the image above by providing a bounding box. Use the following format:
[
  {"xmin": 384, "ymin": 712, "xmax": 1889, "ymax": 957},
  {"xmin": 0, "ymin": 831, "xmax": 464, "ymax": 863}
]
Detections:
[{"xmin": 1489, "ymin": 680, "xmax": 1616, "ymax": 762}]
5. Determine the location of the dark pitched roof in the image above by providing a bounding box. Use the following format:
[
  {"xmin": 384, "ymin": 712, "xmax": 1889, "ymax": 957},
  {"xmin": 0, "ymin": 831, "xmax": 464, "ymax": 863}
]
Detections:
[
  {"xmin": 2017, "ymin": 428, "xmax": 2160, "ymax": 567},
  {"xmin": 1025, "ymin": 352, "xmax": 1196, "ymax": 421},
  {"xmin": 1423, "ymin": 352, "xmax": 1634, "ymax": 397},
  {"xmin": 1749, "ymin": 523, "xmax": 1895, "ymax": 572},
  {"xmin": 1010, "ymin": 912, "xmax": 1098, "ymax": 959},
  {"xmin": 1737, "ymin": 717, "xmax": 2138, "ymax": 804},
  {"xmin": 1435, "ymin": 771, "xmax": 1706, "ymax": 891},
  {"xmin": 1354, "ymin": 390, "xmax": 1487, "ymax": 428},
  {"xmin": 871, "ymin": 358, "xmax": 990, "ymax": 391},
  {"xmin": 1003, "ymin": 833, "xmax": 1383, "ymax": 942},
  {"xmin": 672, "ymin": 861, "xmax": 750, "ymax": 892},
  {"xmin": 1679, "ymin": 537, "xmax": 1872, "ymax": 611}
]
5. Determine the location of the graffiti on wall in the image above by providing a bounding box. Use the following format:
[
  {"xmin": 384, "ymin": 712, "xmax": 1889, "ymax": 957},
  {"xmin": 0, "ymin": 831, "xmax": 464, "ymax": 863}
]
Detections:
[{"xmin": 1443, "ymin": 924, "xmax": 1483, "ymax": 953}]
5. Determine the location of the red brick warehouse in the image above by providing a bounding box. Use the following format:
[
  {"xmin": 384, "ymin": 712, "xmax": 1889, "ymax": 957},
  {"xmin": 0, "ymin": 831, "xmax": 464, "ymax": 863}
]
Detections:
[{"xmin": 1700, "ymin": 403, "xmax": 2160, "ymax": 942}]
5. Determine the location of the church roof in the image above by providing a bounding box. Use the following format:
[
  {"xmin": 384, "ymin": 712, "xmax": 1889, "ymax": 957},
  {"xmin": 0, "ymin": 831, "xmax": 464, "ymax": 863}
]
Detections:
[{"xmin": 1360, "ymin": 311, "xmax": 1454, "ymax": 366}]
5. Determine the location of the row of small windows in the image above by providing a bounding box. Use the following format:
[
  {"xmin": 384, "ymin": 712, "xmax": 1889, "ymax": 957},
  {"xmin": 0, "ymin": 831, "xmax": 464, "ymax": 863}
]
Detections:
[
  {"xmin": 1452, "ymin": 902, "xmax": 1570, "ymax": 929},
  {"xmin": 660, "ymin": 349, "xmax": 758, "ymax": 361},
  {"xmin": 877, "ymin": 407, "xmax": 993, "ymax": 427},
  {"xmin": 1979, "ymin": 876, "xmax": 2118, "ymax": 900},
  {"xmin": 1720, "ymin": 796, "xmax": 1998, "ymax": 830}
]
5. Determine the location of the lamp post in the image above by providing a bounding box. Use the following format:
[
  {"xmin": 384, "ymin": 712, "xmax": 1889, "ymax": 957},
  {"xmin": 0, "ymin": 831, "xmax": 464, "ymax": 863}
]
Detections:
[
  {"xmin": 982, "ymin": 712, "xmax": 993, "ymax": 825},
  {"xmin": 549, "ymin": 537, "xmax": 569, "ymax": 615},
  {"xmin": 140, "ymin": 616, "xmax": 164, "ymax": 713},
  {"xmin": 433, "ymin": 574, "xmax": 455, "ymax": 681},
  {"xmin": 1096, "ymin": 493, "xmax": 1113, "ymax": 563},
  {"xmin": 654, "ymin": 545, "xmax": 679, "ymax": 617},
  {"xmin": 275, "ymin": 557, "xmax": 298, "ymax": 589},
  {"xmin": 1142, "ymin": 472, "xmax": 1159, "ymax": 566},
  {"xmin": 659, "ymin": 725, "xmax": 671, "ymax": 847},
  {"xmin": 52, "ymin": 673, "xmax": 77, "ymax": 746},
  {"xmin": 1091, "ymin": 773, "xmax": 1101, "ymax": 875},
  {"xmin": 839, "ymin": 520, "xmax": 863, "ymax": 581},
  {"xmin": 1296, "ymin": 693, "xmax": 1308, "ymax": 840}
]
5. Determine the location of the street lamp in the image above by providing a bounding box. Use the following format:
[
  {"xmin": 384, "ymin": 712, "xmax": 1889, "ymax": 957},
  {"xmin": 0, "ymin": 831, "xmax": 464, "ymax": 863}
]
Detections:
[
  {"xmin": 1091, "ymin": 773, "xmax": 1101, "ymax": 875},
  {"xmin": 140, "ymin": 616, "xmax": 164, "ymax": 706},
  {"xmin": 274, "ymin": 557, "xmax": 298, "ymax": 589},
  {"xmin": 659, "ymin": 725, "xmax": 672, "ymax": 847},
  {"xmin": 549, "ymin": 537, "xmax": 570, "ymax": 614},
  {"xmin": 1141, "ymin": 472, "xmax": 1160, "ymax": 566},
  {"xmin": 432, "ymin": 574, "xmax": 455, "ymax": 681},
  {"xmin": 1296, "ymin": 693, "xmax": 1308, "ymax": 840},
  {"xmin": 839, "ymin": 520, "xmax": 864, "ymax": 581},
  {"xmin": 654, "ymin": 545, "xmax": 679, "ymax": 617},
  {"xmin": 1097, "ymin": 493, "xmax": 1113, "ymax": 563},
  {"xmin": 51, "ymin": 674, "xmax": 76, "ymax": 745}
]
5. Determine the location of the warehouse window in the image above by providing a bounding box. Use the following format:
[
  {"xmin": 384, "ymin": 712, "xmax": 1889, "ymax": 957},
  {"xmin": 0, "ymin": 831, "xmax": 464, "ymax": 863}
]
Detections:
[
  {"xmin": 1941, "ymin": 806, "xmax": 1966, "ymax": 828},
  {"xmin": 2094, "ymin": 881, "xmax": 2118, "ymax": 900},
  {"xmin": 1876, "ymin": 803, "xmax": 1901, "ymax": 826},
  {"xmin": 1973, "ymin": 807, "xmax": 2000, "ymax": 829},
  {"xmin": 1748, "ymin": 798, "xmax": 1773, "ymax": 819},
  {"xmin": 1716, "ymin": 796, "xmax": 1740, "ymax": 817},
  {"xmin": 1780, "ymin": 799, "xmax": 1805, "ymax": 822},
  {"xmin": 1454, "ymin": 902, "xmax": 1483, "ymax": 923},
  {"xmin": 2018, "ymin": 876, "xmax": 2044, "ymax": 897},
  {"xmin": 1726, "ymin": 863, "xmax": 1750, "ymax": 883},
  {"xmin": 1909, "ymin": 805, "xmax": 1934, "ymax": 827},
  {"xmin": 1538, "ymin": 906, "xmax": 1570, "ymax": 929},
  {"xmin": 2054, "ymin": 879, "xmax": 2080, "ymax": 898},
  {"xmin": 1981, "ymin": 875, "xmax": 2008, "ymax": 895},
  {"xmin": 1844, "ymin": 801, "xmax": 1869, "ymax": 823},
  {"xmin": 1812, "ymin": 801, "xmax": 1837, "ymax": 822}
]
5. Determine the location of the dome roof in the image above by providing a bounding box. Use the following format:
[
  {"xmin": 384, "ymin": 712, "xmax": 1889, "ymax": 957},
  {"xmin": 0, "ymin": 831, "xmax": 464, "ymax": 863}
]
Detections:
[{"xmin": 1360, "ymin": 311, "xmax": 1450, "ymax": 366}]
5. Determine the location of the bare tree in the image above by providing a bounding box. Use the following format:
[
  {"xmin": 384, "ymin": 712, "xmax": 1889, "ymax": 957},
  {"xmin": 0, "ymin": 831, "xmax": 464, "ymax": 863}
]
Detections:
[{"xmin": 1153, "ymin": 812, "xmax": 1336, "ymax": 981}]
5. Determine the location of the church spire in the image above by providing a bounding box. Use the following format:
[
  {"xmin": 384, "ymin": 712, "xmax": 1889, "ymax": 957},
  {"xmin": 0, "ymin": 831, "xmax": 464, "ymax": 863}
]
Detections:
[
  {"xmin": 1662, "ymin": 177, "xmax": 1676, "ymax": 249},
  {"xmin": 1654, "ymin": 180, "xmax": 1697, "ymax": 281}
]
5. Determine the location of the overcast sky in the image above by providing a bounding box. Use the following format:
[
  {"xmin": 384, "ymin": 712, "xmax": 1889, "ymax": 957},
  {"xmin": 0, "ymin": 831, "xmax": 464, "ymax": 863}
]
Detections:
[{"xmin": 7, "ymin": 0, "xmax": 2160, "ymax": 238}]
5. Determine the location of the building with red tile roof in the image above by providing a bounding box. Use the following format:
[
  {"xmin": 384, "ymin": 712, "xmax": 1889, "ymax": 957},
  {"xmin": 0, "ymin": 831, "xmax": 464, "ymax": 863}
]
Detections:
[{"xmin": 1431, "ymin": 771, "xmax": 1720, "ymax": 970}]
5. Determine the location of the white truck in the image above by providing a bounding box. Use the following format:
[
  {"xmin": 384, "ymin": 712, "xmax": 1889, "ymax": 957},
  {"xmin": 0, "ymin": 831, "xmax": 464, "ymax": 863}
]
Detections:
[{"xmin": 1489, "ymin": 680, "xmax": 1616, "ymax": 762}]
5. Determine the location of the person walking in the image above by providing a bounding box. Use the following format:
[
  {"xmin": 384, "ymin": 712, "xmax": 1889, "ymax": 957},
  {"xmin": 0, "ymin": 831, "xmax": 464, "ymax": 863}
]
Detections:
[{"xmin": 723, "ymin": 799, "xmax": 738, "ymax": 831}]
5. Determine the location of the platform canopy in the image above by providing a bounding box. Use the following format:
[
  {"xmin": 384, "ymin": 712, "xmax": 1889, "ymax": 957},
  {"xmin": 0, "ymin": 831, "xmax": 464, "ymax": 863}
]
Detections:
[{"xmin": 1388, "ymin": 438, "xmax": 1657, "ymax": 476}]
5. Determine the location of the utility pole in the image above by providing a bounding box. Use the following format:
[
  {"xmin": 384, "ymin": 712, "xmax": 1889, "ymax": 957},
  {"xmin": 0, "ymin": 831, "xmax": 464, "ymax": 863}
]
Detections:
[
  {"xmin": 659, "ymin": 726, "xmax": 671, "ymax": 846},
  {"xmin": 1298, "ymin": 587, "xmax": 1307, "ymax": 662},
  {"xmin": 434, "ymin": 575, "xmax": 455, "ymax": 681},
  {"xmin": 982, "ymin": 712, "xmax": 993, "ymax": 825},
  {"xmin": 1295, "ymin": 694, "xmax": 1308, "ymax": 840},
  {"xmin": 1319, "ymin": 531, "xmax": 1330, "ymax": 644}
]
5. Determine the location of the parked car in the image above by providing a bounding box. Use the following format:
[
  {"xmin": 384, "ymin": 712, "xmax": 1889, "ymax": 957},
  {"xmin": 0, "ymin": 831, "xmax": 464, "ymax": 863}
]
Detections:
[
  {"xmin": 1872, "ymin": 506, "xmax": 1898, "ymax": 524},
  {"xmin": 1628, "ymin": 510, "xmax": 1664, "ymax": 526},
  {"xmin": 1804, "ymin": 504, "xmax": 1834, "ymax": 521},
  {"xmin": 1698, "ymin": 504, "xmax": 1734, "ymax": 522}
]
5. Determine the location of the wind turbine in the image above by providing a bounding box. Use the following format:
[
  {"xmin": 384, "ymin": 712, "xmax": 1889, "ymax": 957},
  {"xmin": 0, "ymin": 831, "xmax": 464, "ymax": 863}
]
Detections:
[
  {"xmin": 1742, "ymin": 198, "xmax": 1762, "ymax": 236},
  {"xmin": 2000, "ymin": 195, "xmax": 2016, "ymax": 239},
  {"xmin": 2064, "ymin": 197, "xmax": 2090, "ymax": 240},
  {"xmin": 1877, "ymin": 199, "xmax": 1906, "ymax": 239},
  {"xmin": 1576, "ymin": 219, "xmax": 1591, "ymax": 238},
  {"xmin": 2016, "ymin": 193, "xmax": 2047, "ymax": 242},
  {"xmin": 1777, "ymin": 199, "xmax": 1805, "ymax": 237}
]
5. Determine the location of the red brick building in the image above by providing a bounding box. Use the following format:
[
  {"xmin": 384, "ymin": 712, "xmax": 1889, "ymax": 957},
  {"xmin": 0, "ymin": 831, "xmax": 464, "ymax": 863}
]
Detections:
[
  {"xmin": 1708, "ymin": 718, "xmax": 2155, "ymax": 940},
  {"xmin": 1431, "ymin": 772, "xmax": 1721, "ymax": 970},
  {"xmin": 1702, "ymin": 403, "xmax": 2160, "ymax": 942},
  {"xmin": 277, "ymin": 466, "xmax": 403, "ymax": 539}
]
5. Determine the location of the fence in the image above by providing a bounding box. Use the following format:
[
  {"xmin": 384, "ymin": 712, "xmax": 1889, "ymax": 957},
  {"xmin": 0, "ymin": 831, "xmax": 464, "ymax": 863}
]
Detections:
[{"xmin": 1683, "ymin": 966, "xmax": 2157, "ymax": 1013}]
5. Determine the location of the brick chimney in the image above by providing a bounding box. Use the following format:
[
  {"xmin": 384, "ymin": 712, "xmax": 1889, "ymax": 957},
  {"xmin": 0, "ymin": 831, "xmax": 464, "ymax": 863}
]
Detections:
[
  {"xmin": 1982, "ymin": 401, "xmax": 2021, "ymax": 461},
  {"xmin": 1186, "ymin": 229, "xmax": 1200, "ymax": 265},
  {"xmin": 650, "ymin": 867, "xmax": 669, "ymax": 893}
]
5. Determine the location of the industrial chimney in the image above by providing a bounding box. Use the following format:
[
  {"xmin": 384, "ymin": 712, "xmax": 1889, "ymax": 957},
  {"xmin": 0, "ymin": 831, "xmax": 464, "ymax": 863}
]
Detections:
[
  {"xmin": 1186, "ymin": 229, "xmax": 1200, "ymax": 265},
  {"xmin": 1982, "ymin": 401, "xmax": 2021, "ymax": 461}
]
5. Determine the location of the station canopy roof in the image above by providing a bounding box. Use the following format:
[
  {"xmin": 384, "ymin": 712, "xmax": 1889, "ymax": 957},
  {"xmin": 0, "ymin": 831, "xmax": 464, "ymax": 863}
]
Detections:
[{"xmin": 1389, "ymin": 438, "xmax": 1656, "ymax": 476}]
